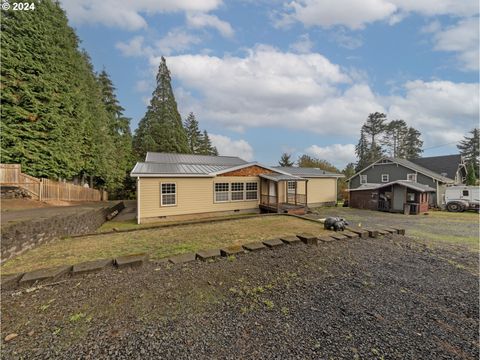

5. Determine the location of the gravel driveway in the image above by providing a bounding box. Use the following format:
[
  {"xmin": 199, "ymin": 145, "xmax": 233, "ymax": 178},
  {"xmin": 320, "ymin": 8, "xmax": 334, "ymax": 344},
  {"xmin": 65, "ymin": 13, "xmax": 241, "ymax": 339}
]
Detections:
[{"xmin": 2, "ymin": 231, "xmax": 478, "ymax": 359}]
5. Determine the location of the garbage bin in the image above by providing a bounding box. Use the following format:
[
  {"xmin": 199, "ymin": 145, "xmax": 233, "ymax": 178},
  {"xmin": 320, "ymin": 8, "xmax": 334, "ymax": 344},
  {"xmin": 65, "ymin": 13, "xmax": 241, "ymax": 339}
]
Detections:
[{"xmin": 403, "ymin": 203, "xmax": 411, "ymax": 215}]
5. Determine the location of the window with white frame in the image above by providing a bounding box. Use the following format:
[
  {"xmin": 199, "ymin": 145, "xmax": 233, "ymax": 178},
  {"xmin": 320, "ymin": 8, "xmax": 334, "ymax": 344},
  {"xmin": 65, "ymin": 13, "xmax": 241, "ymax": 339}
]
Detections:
[
  {"xmin": 215, "ymin": 183, "xmax": 229, "ymax": 202},
  {"xmin": 407, "ymin": 173, "xmax": 417, "ymax": 182},
  {"xmin": 360, "ymin": 174, "xmax": 368, "ymax": 184},
  {"xmin": 161, "ymin": 183, "xmax": 176, "ymax": 206},
  {"xmin": 231, "ymin": 182, "xmax": 245, "ymax": 201},
  {"xmin": 381, "ymin": 174, "xmax": 389, "ymax": 183},
  {"xmin": 287, "ymin": 181, "xmax": 296, "ymax": 193},
  {"xmin": 246, "ymin": 182, "xmax": 258, "ymax": 200}
]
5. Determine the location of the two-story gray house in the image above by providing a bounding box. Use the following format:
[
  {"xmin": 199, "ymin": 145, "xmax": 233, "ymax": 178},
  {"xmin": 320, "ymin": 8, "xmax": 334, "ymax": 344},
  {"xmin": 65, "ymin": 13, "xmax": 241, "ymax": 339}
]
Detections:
[{"xmin": 347, "ymin": 155, "xmax": 466, "ymax": 210}]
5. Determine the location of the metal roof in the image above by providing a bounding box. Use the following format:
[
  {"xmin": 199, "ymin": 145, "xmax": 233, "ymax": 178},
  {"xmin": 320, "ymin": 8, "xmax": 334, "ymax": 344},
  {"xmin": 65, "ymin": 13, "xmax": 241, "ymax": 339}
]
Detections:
[
  {"xmin": 274, "ymin": 166, "xmax": 344, "ymax": 178},
  {"xmin": 131, "ymin": 162, "xmax": 232, "ymax": 177},
  {"xmin": 145, "ymin": 152, "xmax": 247, "ymax": 166},
  {"xmin": 259, "ymin": 173, "xmax": 306, "ymax": 182},
  {"xmin": 348, "ymin": 180, "xmax": 436, "ymax": 192}
]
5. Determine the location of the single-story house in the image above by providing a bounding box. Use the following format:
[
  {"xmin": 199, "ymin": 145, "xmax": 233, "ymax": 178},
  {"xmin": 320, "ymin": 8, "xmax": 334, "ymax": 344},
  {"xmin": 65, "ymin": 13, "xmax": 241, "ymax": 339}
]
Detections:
[
  {"xmin": 348, "ymin": 180, "xmax": 435, "ymax": 215},
  {"xmin": 347, "ymin": 156, "xmax": 462, "ymax": 208},
  {"xmin": 131, "ymin": 152, "xmax": 344, "ymax": 223}
]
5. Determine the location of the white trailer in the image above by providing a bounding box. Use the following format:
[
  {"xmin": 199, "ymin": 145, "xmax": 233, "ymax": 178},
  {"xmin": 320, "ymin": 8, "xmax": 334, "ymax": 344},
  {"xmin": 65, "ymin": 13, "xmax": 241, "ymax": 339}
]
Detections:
[{"xmin": 444, "ymin": 186, "xmax": 480, "ymax": 212}]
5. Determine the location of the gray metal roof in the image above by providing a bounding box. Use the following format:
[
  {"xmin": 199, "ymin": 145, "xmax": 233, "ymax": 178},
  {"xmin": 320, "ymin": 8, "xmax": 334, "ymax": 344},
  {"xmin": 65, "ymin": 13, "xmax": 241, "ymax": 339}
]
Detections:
[
  {"xmin": 259, "ymin": 173, "xmax": 306, "ymax": 182},
  {"xmin": 145, "ymin": 152, "xmax": 247, "ymax": 166},
  {"xmin": 274, "ymin": 166, "xmax": 344, "ymax": 178},
  {"xmin": 131, "ymin": 162, "xmax": 232, "ymax": 177},
  {"xmin": 348, "ymin": 180, "xmax": 435, "ymax": 192},
  {"xmin": 392, "ymin": 158, "xmax": 453, "ymax": 183}
]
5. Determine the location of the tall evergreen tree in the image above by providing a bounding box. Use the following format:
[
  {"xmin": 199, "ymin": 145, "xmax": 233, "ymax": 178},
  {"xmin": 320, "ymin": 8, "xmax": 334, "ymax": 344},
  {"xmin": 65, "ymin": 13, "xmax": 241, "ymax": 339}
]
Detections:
[
  {"xmin": 465, "ymin": 163, "xmax": 477, "ymax": 185},
  {"xmin": 184, "ymin": 112, "xmax": 202, "ymax": 153},
  {"xmin": 457, "ymin": 128, "xmax": 480, "ymax": 177},
  {"xmin": 355, "ymin": 129, "xmax": 370, "ymax": 171},
  {"xmin": 198, "ymin": 130, "xmax": 218, "ymax": 155},
  {"xmin": 382, "ymin": 120, "xmax": 409, "ymax": 157},
  {"xmin": 403, "ymin": 127, "xmax": 423, "ymax": 159},
  {"xmin": 278, "ymin": 153, "xmax": 294, "ymax": 167},
  {"xmin": 133, "ymin": 57, "xmax": 189, "ymax": 158},
  {"xmin": 1, "ymin": 0, "xmax": 128, "ymax": 192}
]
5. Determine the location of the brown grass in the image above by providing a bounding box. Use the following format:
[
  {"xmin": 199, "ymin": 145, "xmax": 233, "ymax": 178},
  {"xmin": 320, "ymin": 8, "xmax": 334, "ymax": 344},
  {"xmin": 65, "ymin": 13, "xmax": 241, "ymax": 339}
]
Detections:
[{"xmin": 1, "ymin": 216, "xmax": 329, "ymax": 275}]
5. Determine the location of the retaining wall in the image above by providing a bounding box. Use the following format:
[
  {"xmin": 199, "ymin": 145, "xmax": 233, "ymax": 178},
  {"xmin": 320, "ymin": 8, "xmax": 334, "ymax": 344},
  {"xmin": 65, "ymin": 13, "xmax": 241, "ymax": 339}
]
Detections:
[{"xmin": 1, "ymin": 203, "xmax": 122, "ymax": 263}]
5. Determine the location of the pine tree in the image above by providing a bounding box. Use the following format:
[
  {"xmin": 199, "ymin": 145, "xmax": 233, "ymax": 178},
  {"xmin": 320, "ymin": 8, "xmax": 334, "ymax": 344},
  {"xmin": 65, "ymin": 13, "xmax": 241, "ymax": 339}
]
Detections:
[
  {"xmin": 403, "ymin": 127, "xmax": 423, "ymax": 159},
  {"xmin": 355, "ymin": 129, "xmax": 370, "ymax": 171},
  {"xmin": 133, "ymin": 57, "xmax": 189, "ymax": 158},
  {"xmin": 198, "ymin": 130, "xmax": 218, "ymax": 155},
  {"xmin": 184, "ymin": 112, "xmax": 202, "ymax": 153},
  {"xmin": 466, "ymin": 162, "xmax": 477, "ymax": 185},
  {"xmin": 382, "ymin": 120, "xmax": 408, "ymax": 157},
  {"xmin": 278, "ymin": 153, "xmax": 294, "ymax": 167},
  {"xmin": 457, "ymin": 128, "xmax": 480, "ymax": 177}
]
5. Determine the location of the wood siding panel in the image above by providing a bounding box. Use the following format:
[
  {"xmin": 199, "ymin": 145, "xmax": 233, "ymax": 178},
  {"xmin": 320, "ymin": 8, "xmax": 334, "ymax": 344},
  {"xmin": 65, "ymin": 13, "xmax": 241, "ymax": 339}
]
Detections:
[
  {"xmin": 139, "ymin": 176, "xmax": 260, "ymax": 219},
  {"xmin": 302, "ymin": 178, "xmax": 337, "ymax": 205}
]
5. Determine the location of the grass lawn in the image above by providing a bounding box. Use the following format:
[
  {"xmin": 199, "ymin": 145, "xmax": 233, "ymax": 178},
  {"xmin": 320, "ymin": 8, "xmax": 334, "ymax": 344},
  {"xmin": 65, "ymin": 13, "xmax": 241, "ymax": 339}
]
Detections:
[{"xmin": 1, "ymin": 215, "xmax": 329, "ymax": 275}]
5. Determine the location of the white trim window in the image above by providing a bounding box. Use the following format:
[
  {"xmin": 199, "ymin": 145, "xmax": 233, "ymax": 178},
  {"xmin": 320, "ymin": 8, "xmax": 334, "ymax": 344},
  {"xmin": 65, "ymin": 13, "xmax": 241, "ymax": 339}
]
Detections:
[
  {"xmin": 246, "ymin": 182, "xmax": 258, "ymax": 200},
  {"xmin": 231, "ymin": 182, "xmax": 245, "ymax": 201},
  {"xmin": 160, "ymin": 183, "xmax": 176, "ymax": 206},
  {"xmin": 407, "ymin": 173, "xmax": 417, "ymax": 182},
  {"xmin": 381, "ymin": 174, "xmax": 389, "ymax": 183},
  {"xmin": 215, "ymin": 183, "xmax": 229, "ymax": 202},
  {"xmin": 287, "ymin": 181, "xmax": 296, "ymax": 193},
  {"xmin": 360, "ymin": 174, "xmax": 368, "ymax": 184}
]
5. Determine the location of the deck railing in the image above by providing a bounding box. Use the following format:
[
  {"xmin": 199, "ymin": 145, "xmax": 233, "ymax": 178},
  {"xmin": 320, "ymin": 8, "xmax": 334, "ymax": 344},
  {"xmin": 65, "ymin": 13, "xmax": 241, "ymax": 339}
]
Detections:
[
  {"xmin": 260, "ymin": 194, "xmax": 278, "ymax": 206},
  {"xmin": 287, "ymin": 193, "xmax": 307, "ymax": 205},
  {"xmin": 0, "ymin": 164, "xmax": 106, "ymax": 201}
]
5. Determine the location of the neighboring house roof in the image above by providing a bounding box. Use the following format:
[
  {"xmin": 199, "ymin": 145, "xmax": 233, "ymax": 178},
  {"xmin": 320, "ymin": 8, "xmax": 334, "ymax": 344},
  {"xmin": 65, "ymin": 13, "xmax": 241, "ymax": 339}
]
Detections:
[
  {"xmin": 145, "ymin": 152, "xmax": 248, "ymax": 166},
  {"xmin": 409, "ymin": 154, "xmax": 463, "ymax": 180},
  {"xmin": 274, "ymin": 166, "xmax": 344, "ymax": 178},
  {"xmin": 348, "ymin": 180, "xmax": 436, "ymax": 192},
  {"xmin": 131, "ymin": 162, "xmax": 233, "ymax": 177},
  {"xmin": 347, "ymin": 157, "xmax": 454, "ymax": 183}
]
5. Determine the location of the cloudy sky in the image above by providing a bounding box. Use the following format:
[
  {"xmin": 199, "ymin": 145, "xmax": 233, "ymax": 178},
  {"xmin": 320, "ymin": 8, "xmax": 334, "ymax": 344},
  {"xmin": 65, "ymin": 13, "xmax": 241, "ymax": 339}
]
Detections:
[{"xmin": 61, "ymin": 0, "xmax": 479, "ymax": 168}]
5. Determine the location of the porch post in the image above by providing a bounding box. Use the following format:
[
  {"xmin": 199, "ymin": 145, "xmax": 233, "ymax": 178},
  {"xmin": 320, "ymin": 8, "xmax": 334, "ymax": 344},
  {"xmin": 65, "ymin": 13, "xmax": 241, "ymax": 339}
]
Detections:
[
  {"xmin": 276, "ymin": 181, "xmax": 279, "ymax": 210},
  {"xmin": 305, "ymin": 180, "xmax": 308, "ymax": 206},
  {"xmin": 267, "ymin": 179, "xmax": 270, "ymax": 206},
  {"xmin": 294, "ymin": 180, "xmax": 297, "ymax": 205}
]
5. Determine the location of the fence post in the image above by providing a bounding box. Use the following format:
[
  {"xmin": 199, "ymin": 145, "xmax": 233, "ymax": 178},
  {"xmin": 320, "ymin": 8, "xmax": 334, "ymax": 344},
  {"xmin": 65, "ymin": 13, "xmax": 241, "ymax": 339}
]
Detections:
[{"xmin": 39, "ymin": 179, "xmax": 43, "ymax": 201}]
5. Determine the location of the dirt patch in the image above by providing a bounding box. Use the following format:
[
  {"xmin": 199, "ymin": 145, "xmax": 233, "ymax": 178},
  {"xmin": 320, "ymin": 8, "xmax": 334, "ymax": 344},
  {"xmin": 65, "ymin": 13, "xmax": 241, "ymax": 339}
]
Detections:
[{"xmin": 1, "ymin": 235, "xmax": 478, "ymax": 359}]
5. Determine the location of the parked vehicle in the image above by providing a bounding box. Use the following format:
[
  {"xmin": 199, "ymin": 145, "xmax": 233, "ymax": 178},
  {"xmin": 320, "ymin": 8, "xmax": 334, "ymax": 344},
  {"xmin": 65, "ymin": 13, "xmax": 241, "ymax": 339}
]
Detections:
[{"xmin": 444, "ymin": 186, "xmax": 479, "ymax": 212}]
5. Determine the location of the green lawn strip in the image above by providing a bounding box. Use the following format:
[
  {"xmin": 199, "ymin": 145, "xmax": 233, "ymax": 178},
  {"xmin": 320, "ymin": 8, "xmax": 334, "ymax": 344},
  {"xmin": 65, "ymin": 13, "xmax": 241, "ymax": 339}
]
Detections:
[
  {"xmin": 408, "ymin": 229, "xmax": 479, "ymax": 251},
  {"xmin": 1, "ymin": 216, "xmax": 327, "ymax": 275}
]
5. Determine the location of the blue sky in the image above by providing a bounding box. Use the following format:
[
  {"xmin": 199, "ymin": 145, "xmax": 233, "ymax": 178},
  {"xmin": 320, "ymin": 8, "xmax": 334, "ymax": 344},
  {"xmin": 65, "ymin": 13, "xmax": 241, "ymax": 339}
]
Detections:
[{"xmin": 61, "ymin": 0, "xmax": 479, "ymax": 168}]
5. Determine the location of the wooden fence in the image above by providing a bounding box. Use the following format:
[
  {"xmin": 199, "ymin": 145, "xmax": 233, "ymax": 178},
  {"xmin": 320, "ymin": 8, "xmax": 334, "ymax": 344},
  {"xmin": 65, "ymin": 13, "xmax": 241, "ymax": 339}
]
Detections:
[{"xmin": 0, "ymin": 164, "xmax": 107, "ymax": 201}]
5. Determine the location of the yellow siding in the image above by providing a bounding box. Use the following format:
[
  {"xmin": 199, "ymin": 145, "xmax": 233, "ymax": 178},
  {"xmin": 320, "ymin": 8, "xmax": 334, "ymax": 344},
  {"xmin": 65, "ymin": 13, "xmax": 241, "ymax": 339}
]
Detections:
[
  {"xmin": 138, "ymin": 176, "xmax": 259, "ymax": 220},
  {"xmin": 301, "ymin": 178, "xmax": 337, "ymax": 205}
]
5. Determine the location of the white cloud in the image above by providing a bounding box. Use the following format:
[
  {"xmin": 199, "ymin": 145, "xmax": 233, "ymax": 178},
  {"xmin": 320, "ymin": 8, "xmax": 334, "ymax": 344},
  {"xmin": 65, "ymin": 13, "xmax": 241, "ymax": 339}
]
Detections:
[
  {"xmin": 158, "ymin": 46, "xmax": 380, "ymax": 135},
  {"xmin": 156, "ymin": 29, "xmax": 202, "ymax": 55},
  {"xmin": 330, "ymin": 29, "xmax": 363, "ymax": 49},
  {"xmin": 277, "ymin": 0, "xmax": 479, "ymax": 30},
  {"xmin": 387, "ymin": 80, "xmax": 479, "ymax": 145},
  {"xmin": 186, "ymin": 13, "xmax": 234, "ymax": 38},
  {"xmin": 305, "ymin": 144, "xmax": 357, "ymax": 167},
  {"xmin": 210, "ymin": 134, "xmax": 254, "ymax": 161},
  {"xmin": 289, "ymin": 34, "xmax": 314, "ymax": 53},
  {"xmin": 135, "ymin": 80, "xmax": 151, "ymax": 93},
  {"xmin": 116, "ymin": 30, "xmax": 201, "ymax": 58},
  {"xmin": 60, "ymin": 0, "xmax": 223, "ymax": 30},
  {"xmin": 432, "ymin": 17, "xmax": 479, "ymax": 71}
]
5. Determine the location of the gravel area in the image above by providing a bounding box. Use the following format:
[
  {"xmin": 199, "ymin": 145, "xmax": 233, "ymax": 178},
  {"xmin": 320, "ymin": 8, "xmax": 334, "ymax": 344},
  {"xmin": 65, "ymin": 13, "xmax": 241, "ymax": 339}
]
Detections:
[{"xmin": 2, "ymin": 233, "xmax": 478, "ymax": 359}]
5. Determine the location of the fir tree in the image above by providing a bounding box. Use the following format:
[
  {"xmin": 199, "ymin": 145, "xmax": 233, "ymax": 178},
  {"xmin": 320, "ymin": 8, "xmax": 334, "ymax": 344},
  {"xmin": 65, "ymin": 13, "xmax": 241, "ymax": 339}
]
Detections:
[
  {"xmin": 403, "ymin": 127, "xmax": 423, "ymax": 159},
  {"xmin": 184, "ymin": 112, "xmax": 202, "ymax": 153},
  {"xmin": 278, "ymin": 153, "xmax": 294, "ymax": 167},
  {"xmin": 355, "ymin": 129, "xmax": 370, "ymax": 171},
  {"xmin": 457, "ymin": 128, "xmax": 480, "ymax": 177},
  {"xmin": 133, "ymin": 57, "xmax": 189, "ymax": 158},
  {"xmin": 466, "ymin": 163, "xmax": 477, "ymax": 185},
  {"xmin": 198, "ymin": 130, "xmax": 218, "ymax": 155}
]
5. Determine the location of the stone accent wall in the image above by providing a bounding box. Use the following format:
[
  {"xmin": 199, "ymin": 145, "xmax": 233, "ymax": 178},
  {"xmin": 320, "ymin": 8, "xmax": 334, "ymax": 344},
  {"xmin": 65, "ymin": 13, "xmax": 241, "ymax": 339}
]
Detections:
[
  {"xmin": 1, "ymin": 186, "xmax": 32, "ymax": 199},
  {"xmin": 1, "ymin": 203, "xmax": 122, "ymax": 263}
]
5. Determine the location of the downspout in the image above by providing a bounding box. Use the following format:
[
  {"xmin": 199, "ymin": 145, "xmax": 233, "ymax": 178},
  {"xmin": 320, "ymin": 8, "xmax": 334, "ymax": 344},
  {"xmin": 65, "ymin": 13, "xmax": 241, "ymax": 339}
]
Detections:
[{"xmin": 137, "ymin": 177, "xmax": 141, "ymax": 225}]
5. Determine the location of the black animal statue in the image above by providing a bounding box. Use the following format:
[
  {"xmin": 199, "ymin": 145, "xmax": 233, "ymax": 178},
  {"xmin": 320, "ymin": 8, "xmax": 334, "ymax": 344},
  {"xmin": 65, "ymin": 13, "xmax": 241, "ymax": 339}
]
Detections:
[{"xmin": 324, "ymin": 217, "xmax": 349, "ymax": 232}]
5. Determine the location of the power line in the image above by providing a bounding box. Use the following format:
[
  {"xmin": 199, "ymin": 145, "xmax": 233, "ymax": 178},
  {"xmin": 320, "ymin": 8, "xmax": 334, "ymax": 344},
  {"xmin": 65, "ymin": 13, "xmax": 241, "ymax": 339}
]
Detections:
[{"xmin": 423, "ymin": 141, "xmax": 458, "ymax": 151}]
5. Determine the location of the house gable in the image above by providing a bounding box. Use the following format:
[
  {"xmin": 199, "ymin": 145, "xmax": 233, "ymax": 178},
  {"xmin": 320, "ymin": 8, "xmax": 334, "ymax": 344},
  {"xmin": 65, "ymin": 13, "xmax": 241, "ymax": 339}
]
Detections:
[{"xmin": 218, "ymin": 165, "xmax": 274, "ymax": 177}]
